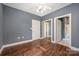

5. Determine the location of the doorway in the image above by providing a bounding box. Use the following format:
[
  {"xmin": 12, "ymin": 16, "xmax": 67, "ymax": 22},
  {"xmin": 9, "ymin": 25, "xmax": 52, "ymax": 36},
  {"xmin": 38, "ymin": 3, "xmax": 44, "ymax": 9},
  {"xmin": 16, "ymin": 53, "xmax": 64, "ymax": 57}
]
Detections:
[
  {"xmin": 54, "ymin": 14, "xmax": 71, "ymax": 47},
  {"xmin": 42, "ymin": 20, "xmax": 51, "ymax": 38}
]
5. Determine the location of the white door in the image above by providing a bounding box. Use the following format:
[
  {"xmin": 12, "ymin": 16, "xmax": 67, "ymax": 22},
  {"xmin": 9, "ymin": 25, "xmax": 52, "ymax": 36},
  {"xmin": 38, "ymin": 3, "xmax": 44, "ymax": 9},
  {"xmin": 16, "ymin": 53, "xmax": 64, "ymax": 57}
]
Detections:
[
  {"xmin": 32, "ymin": 19, "xmax": 40, "ymax": 40},
  {"xmin": 56, "ymin": 19, "xmax": 62, "ymax": 42}
]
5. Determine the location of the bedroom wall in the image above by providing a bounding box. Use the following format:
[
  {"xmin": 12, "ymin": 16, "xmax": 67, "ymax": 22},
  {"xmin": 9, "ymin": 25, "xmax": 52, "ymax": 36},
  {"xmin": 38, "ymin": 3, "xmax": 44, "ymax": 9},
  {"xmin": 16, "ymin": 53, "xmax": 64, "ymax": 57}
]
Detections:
[
  {"xmin": 42, "ymin": 3, "xmax": 79, "ymax": 48},
  {"xmin": 0, "ymin": 4, "xmax": 3, "ymax": 48},
  {"xmin": 2, "ymin": 3, "xmax": 79, "ymax": 49},
  {"xmin": 3, "ymin": 5, "xmax": 41, "ymax": 45}
]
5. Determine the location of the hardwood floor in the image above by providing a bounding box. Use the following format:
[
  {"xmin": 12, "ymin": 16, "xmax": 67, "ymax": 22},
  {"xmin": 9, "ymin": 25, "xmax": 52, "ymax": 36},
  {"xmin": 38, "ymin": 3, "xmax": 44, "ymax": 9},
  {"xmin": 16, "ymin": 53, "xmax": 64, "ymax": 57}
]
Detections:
[{"xmin": 1, "ymin": 37, "xmax": 79, "ymax": 56}]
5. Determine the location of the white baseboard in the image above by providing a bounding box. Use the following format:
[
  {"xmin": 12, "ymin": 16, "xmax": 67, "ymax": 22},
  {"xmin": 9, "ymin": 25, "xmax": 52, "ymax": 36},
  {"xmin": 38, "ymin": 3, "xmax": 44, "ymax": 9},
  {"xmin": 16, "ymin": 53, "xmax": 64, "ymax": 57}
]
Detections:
[
  {"xmin": 1, "ymin": 38, "xmax": 79, "ymax": 54},
  {"xmin": 51, "ymin": 41, "xmax": 79, "ymax": 52},
  {"xmin": 0, "ymin": 37, "xmax": 46, "ymax": 54},
  {"xmin": 0, "ymin": 39, "xmax": 33, "ymax": 54},
  {"xmin": 2, "ymin": 40, "xmax": 32, "ymax": 48},
  {"xmin": 51, "ymin": 41, "xmax": 56, "ymax": 43},
  {"xmin": 70, "ymin": 46, "xmax": 79, "ymax": 52},
  {"xmin": 51, "ymin": 41, "xmax": 69, "ymax": 47}
]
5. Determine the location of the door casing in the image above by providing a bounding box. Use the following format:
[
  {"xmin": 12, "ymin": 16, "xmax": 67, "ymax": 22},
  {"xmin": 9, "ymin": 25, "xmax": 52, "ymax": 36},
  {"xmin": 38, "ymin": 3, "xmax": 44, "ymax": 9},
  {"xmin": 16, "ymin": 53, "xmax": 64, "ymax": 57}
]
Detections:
[{"xmin": 54, "ymin": 13, "xmax": 71, "ymax": 47}]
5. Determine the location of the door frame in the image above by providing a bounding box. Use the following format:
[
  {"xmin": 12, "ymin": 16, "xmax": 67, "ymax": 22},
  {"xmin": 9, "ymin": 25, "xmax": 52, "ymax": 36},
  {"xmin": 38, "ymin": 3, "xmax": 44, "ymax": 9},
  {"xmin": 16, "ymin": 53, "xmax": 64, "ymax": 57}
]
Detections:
[
  {"xmin": 54, "ymin": 13, "xmax": 71, "ymax": 47},
  {"xmin": 42, "ymin": 19, "xmax": 52, "ymax": 41}
]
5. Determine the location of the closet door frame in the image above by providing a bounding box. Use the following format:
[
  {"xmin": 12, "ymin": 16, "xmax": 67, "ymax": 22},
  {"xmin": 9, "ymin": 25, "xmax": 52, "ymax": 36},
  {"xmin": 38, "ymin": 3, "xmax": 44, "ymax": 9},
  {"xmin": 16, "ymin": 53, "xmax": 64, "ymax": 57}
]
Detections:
[{"xmin": 54, "ymin": 13, "xmax": 71, "ymax": 47}]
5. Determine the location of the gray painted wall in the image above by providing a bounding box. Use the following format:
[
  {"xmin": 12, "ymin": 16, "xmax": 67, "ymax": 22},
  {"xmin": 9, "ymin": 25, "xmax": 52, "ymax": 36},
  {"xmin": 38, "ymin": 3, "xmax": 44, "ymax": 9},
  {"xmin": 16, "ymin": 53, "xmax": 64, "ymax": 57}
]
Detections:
[
  {"xmin": 42, "ymin": 3, "xmax": 79, "ymax": 48},
  {"xmin": 3, "ymin": 5, "xmax": 41, "ymax": 45},
  {"xmin": 0, "ymin": 4, "xmax": 3, "ymax": 48},
  {"xmin": 1, "ymin": 3, "xmax": 79, "ymax": 49}
]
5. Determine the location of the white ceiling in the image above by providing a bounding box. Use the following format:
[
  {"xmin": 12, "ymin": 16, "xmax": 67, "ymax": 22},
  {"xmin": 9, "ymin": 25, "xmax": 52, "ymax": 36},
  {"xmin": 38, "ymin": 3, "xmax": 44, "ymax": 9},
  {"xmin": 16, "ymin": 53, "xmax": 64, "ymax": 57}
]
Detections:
[{"xmin": 3, "ymin": 3, "xmax": 71, "ymax": 16}]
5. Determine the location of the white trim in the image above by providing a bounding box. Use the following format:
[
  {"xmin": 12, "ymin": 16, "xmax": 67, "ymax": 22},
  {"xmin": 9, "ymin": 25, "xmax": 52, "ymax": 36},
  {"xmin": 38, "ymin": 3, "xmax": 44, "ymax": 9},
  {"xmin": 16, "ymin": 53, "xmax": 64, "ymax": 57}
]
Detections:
[
  {"xmin": 51, "ymin": 40, "xmax": 69, "ymax": 47},
  {"xmin": 50, "ymin": 19, "xmax": 53, "ymax": 42},
  {"xmin": 54, "ymin": 13, "xmax": 72, "ymax": 47},
  {"xmin": 0, "ymin": 39, "xmax": 33, "ymax": 54},
  {"xmin": 70, "ymin": 46, "xmax": 79, "ymax": 52},
  {"xmin": 2, "ymin": 40, "xmax": 32, "ymax": 48},
  {"xmin": 0, "ymin": 36, "xmax": 47, "ymax": 54},
  {"xmin": 42, "ymin": 19, "xmax": 51, "ymax": 23},
  {"xmin": 51, "ymin": 41, "xmax": 79, "ymax": 52},
  {"xmin": 42, "ymin": 19, "xmax": 53, "ymax": 42},
  {"xmin": 1, "ymin": 37, "xmax": 79, "ymax": 54},
  {"xmin": 51, "ymin": 41, "xmax": 56, "ymax": 43},
  {"xmin": 50, "ymin": 18, "xmax": 55, "ymax": 43},
  {"xmin": 3, "ymin": 4, "xmax": 71, "ymax": 17},
  {"xmin": 39, "ymin": 36, "xmax": 48, "ymax": 39},
  {"xmin": 42, "ymin": 19, "xmax": 51, "ymax": 38}
]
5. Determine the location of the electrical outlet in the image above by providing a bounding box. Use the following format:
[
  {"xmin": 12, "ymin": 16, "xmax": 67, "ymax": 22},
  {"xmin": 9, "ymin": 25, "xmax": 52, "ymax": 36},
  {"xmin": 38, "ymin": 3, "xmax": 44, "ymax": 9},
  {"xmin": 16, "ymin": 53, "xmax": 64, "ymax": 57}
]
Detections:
[
  {"xmin": 17, "ymin": 37, "xmax": 20, "ymax": 40},
  {"xmin": 22, "ymin": 36, "xmax": 24, "ymax": 39}
]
